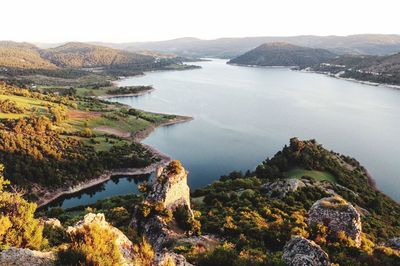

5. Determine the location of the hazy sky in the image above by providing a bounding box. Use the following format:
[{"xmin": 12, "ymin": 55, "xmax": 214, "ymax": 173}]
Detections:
[{"xmin": 2, "ymin": 0, "xmax": 400, "ymax": 43}]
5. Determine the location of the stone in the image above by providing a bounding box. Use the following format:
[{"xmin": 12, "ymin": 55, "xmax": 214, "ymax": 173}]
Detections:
[
  {"xmin": 155, "ymin": 251, "xmax": 194, "ymax": 266},
  {"xmin": 0, "ymin": 247, "xmax": 55, "ymax": 266},
  {"xmin": 42, "ymin": 217, "xmax": 62, "ymax": 228},
  {"xmin": 386, "ymin": 237, "xmax": 400, "ymax": 249},
  {"xmin": 308, "ymin": 196, "xmax": 362, "ymax": 247},
  {"xmin": 282, "ymin": 236, "xmax": 330, "ymax": 266},
  {"xmin": 262, "ymin": 178, "xmax": 306, "ymax": 198},
  {"xmin": 67, "ymin": 213, "xmax": 136, "ymax": 266}
]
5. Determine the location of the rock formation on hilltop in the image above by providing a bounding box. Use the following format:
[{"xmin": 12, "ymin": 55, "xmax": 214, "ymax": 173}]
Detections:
[
  {"xmin": 132, "ymin": 160, "xmax": 196, "ymax": 265},
  {"xmin": 283, "ymin": 236, "xmax": 330, "ymax": 266},
  {"xmin": 308, "ymin": 196, "xmax": 362, "ymax": 247},
  {"xmin": 147, "ymin": 161, "xmax": 192, "ymax": 212}
]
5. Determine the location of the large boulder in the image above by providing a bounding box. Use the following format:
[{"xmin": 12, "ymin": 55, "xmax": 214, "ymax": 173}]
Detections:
[
  {"xmin": 308, "ymin": 196, "xmax": 362, "ymax": 246},
  {"xmin": 283, "ymin": 236, "xmax": 330, "ymax": 266},
  {"xmin": 67, "ymin": 213, "xmax": 136, "ymax": 266},
  {"xmin": 0, "ymin": 247, "xmax": 55, "ymax": 266}
]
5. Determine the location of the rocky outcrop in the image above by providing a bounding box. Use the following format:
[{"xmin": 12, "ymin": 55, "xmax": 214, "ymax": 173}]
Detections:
[
  {"xmin": 67, "ymin": 213, "xmax": 136, "ymax": 266},
  {"xmin": 308, "ymin": 196, "xmax": 362, "ymax": 246},
  {"xmin": 282, "ymin": 236, "xmax": 330, "ymax": 266},
  {"xmin": 0, "ymin": 247, "xmax": 55, "ymax": 266},
  {"xmin": 132, "ymin": 161, "xmax": 195, "ymax": 265},
  {"xmin": 262, "ymin": 178, "xmax": 306, "ymax": 198},
  {"xmin": 147, "ymin": 161, "xmax": 192, "ymax": 212}
]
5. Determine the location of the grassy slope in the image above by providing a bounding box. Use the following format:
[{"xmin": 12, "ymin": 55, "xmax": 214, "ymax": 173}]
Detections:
[
  {"xmin": 0, "ymin": 85, "xmax": 173, "ymax": 153},
  {"xmin": 284, "ymin": 167, "xmax": 337, "ymax": 182}
]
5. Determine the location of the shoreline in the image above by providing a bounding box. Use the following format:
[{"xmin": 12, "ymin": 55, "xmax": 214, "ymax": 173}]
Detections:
[
  {"xmin": 297, "ymin": 69, "xmax": 400, "ymax": 90},
  {"xmin": 96, "ymin": 88, "xmax": 155, "ymax": 100}
]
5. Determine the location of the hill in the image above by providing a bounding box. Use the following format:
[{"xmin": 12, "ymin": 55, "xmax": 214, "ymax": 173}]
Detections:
[
  {"xmin": 117, "ymin": 34, "xmax": 400, "ymax": 58},
  {"xmin": 228, "ymin": 42, "xmax": 337, "ymax": 66},
  {"xmin": 0, "ymin": 41, "xmax": 57, "ymax": 69},
  {"xmin": 39, "ymin": 42, "xmax": 155, "ymax": 68}
]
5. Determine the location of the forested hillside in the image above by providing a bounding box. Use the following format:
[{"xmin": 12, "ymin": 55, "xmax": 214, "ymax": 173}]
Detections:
[
  {"xmin": 0, "ymin": 41, "xmax": 57, "ymax": 69},
  {"xmin": 39, "ymin": 42, "xmax": 155, "ymax": 68},
  {"xmin": 306, "ymin": 53, "xmax": 400, "ymax": 85},
  {"xmin": 228, "ymin": 43, "xmax": 336, "ymax": 67}
]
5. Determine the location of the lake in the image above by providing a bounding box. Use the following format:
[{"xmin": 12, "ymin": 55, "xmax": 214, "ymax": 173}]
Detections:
[{"xmin": 56, "ymin": 59, "xmax": 400, "ymax": 208}]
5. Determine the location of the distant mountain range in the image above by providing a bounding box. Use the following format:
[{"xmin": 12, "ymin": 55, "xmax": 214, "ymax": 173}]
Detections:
[
  {"xmin": 228, "ymin": 42, "xmax": 337, "ymax": 66},
  {"xmin": 67, "ymin": 34, "xmax": 400, "ymax": 59}
]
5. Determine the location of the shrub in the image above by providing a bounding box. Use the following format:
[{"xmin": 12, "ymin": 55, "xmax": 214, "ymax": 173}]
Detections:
[
  {"xmin": 58, "ymin": 223, "xmax": 121, "ymax": 266},
  {"xmin": 0, "ymin": 165, "xmax": 46, "ymax": 250}
]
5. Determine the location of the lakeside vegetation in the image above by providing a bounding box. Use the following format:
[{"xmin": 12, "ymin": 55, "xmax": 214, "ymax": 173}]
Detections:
[{"xmin": 301, "ymin": 53, "xmax": 400, "ymax": 86}]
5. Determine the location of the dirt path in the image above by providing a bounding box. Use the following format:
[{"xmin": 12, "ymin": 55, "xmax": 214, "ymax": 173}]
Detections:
[{"xmin": 93, "ymin": 126, "xmax": 131, "ymax": 138}]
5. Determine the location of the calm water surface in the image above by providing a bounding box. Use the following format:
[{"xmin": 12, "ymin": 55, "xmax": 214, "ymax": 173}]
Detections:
[{"xmin": 57, "ymin": 59, "xmax": 400, "ymax": 207}]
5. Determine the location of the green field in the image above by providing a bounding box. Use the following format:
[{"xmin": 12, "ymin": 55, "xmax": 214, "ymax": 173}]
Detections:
[
  {"xmin": 0, "ymin": 94, "xmax": 49, "ymax": 118},
  {"xmin": 283, "ymin": 167, "xmax": 337, "ymax": 182}
]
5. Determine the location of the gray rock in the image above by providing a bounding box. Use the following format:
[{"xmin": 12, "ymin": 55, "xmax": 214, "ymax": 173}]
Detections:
[
  {"xmin": 283, "ymin": 236, "xmax": 330, "ymax": 266},
  {"xmin": 308, "ymin": 196, "xmax": 362, "ymax": 247},
  {"xmin": 386, "ymin": 237, "xmax": 400, "ymax": 249},
  {"xmin": 262, "ymin": 178, "xmax": 306, "ymax": 198},
  {"xmin": 0, "ymin": 247, "xmax": 55, "ymax": 266}
]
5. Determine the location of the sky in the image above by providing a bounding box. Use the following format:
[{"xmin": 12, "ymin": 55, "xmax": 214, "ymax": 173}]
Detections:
[{"xmin": 2, "ymin": 0, "xmax": 400, "ymax": 43}]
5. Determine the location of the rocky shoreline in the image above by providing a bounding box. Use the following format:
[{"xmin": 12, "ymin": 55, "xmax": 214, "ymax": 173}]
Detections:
[{"xmin": 298, "ymin": 68, "xmax": 400, "ymax": 90}]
